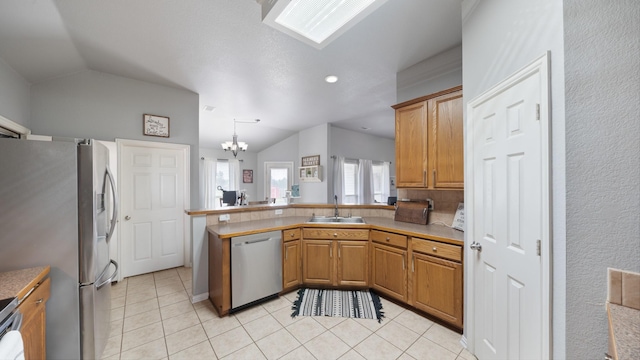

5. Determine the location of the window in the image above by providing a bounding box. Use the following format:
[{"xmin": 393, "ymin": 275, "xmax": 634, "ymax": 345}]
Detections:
[
  {"xmin": 264, "ymin": 162, "xmax": 293, "ymax": 204},
  {"xmin": 335, "ymin": 157, "xmax": 389, "ymax": 205},
  {"xmin": 372, "ymin": 161, "xmax": 389, "ymax": 203},
  {"xmin": 343, "ymin": 159, "xmax": 359, "ymax": 204},
  {"xmin": 202, "ymin": 158, "xmax": 240, "ymax": 208},
  {"xmin": 215, "ymin": 160, "xmax": 230, "ymax": 201}
]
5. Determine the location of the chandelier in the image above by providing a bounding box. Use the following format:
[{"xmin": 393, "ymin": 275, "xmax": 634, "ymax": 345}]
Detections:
[{"xmin": 221, "ymin": 119, "xmax": 259, "ymax": 157}]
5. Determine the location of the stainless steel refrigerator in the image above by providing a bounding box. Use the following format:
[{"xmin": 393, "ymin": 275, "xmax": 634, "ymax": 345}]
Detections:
[{"xmin": 0, "ymin": 138, "xmax": 118, "ymax": 359}]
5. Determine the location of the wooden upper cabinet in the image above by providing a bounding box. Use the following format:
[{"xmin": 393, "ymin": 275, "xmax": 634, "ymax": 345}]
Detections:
[
  {"xmin": 429, "ymin": 90, "xmax": 464, "ymax": 188},
  {"xmin": 394, "ymin": 101, "xmax": 428, "ymax": 187},
  {"xmin": 393, "ymin": 86, "xmax": 463, "ymax": 189}
]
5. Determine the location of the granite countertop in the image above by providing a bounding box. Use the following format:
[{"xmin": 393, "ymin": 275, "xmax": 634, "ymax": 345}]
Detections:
[
  {"xmin": 0, "ymin": 266, "xmax": 50, "ymax": 301},
  {"xmin": 608, "ymin": 302, "xmax": 640, "ymax": 359},
  {"xmin": 207, "ymin": 216, "xmax": 464, "ymax": 245}
]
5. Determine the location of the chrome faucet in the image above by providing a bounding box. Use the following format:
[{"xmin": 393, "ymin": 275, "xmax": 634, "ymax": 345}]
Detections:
[{"xmin": 334, "ymin": 195, "xmax": 339, "ymax": 218}]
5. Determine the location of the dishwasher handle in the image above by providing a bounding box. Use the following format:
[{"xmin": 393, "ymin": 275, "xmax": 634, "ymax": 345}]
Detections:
[{"xmin": 233, "ymin": 237, "xmax": 277, "ymax": 246}]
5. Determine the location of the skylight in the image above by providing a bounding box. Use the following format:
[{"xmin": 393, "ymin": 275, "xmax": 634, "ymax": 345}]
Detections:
[{"xmin": 260, "ymin": 0, "xmax": 388, "ymax": 49}]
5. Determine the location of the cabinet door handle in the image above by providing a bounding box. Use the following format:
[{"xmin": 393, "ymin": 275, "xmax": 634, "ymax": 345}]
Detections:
[
  {"xmin": 402, "ymin": 254, "xmax": 405, "ymax": 270},
  {"xmin": 432, "ymin": 169, "xmax": 436, "ymax": 186},
  {"xmin": 290, "ymin": 232, "xmax": 295, "ymax": 237},
  {"xmin": 330, "ymin": 247, "xmax": 332, "ymax": 258},
  {"xmin": 35, "ymin": 298, "xmax": 44, "ymax": 304},
  {"xmin": 333, "ymin": 233, "xmax": 338, "ymax": 238},
  {"xmin": 412, "ymin": 254, "xmax": 415, "ymax": 272},
  {"xmin": 432, "ymin": 247, "xmax": 437, "ymax": 252},
  {"xmin": 386, "ymin": 237, "xmax": 390, "ymax": 241},
  {"xmin": 338, "ymin": 247, "xmax": 341, "ymax": 258},
  {"xmin": 423, "ymin": 170, "xmax": 427, "ymax": 185},
  {"xmin": 285, "ymin": 247, "xmax": 288, "ymax": 260}
]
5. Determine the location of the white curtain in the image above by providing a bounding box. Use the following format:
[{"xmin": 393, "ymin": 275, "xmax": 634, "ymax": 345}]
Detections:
[
  {"xmin": 359, "ymin": 159, "xmax": 373, "ymax": 204},
  {"xmin": 203, "ymin": 158, "xmax": 217, "ymax": 209},
  {"xmin": 380, "ymin": 161, "xmax": 391, "ymax": 203},
  {"xmin": 333, "ymin": 156, "xmax": 345, "ymax": 203},
  {"xmin": 229, "ymin": 159, "xmax": 240, "ymax": 191}
]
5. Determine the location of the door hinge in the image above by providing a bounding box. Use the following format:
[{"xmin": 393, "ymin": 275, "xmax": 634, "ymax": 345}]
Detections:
[
  {"xmin": 536, "ymin": 104, "xmax": 541, "ymax": 120},
  {"xmin": 536, "ymin": 239, "xmax": 541, "ymax": 256}
]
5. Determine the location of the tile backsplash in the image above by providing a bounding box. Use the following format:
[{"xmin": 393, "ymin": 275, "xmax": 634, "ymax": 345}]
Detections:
[{"xmin": 608, "ymin": 268, "xmax": 640, "ymax": 310}]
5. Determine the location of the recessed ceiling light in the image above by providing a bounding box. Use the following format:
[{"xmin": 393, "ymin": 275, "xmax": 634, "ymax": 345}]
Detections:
[
  {"xmin": 260, "ymin": 0, "xmax": 388, "ymax": 49},
  {"xmin": 202, "ymin": 105, "xmax": 216, "ymax": 112},
  {"xmin": 361, "ymin": 127, "xmax": 370, "ymax": 130},
  {"xmin": 325, "ymin": 75, "xmax": 338, "ymax": 83}
]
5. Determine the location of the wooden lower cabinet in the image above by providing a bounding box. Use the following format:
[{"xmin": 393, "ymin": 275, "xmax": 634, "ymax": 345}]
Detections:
[
  {"xmin": 283, "ymin": 239, "xmax": 302, "ymax": 291},
  {"xmin": 302, "ymin": 239, "xmax": 368, "ymax": 287},
  {"xmin": 337, "ymin": 241, "xmax": 368, "ymax": 287},
  {"xmin": 411, "ymin": 252, "xmax": 463, "ymax": 328},
  {"xmin": 302, "ymin": 240, "xmax": 333, "ymax": 285},
  {"xmin": 18, "ymin": 277, "xmax": 51, "ymax": 360},
  {"xmin": 282, "ymin": 228, "xmax": 302, "ymax": 292},
  {"xmin": 370, "ymin": 243, "xmax": 407, "ymax": 303}
]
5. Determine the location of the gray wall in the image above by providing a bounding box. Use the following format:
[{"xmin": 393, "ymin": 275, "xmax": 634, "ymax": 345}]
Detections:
[
  {"xmin": 564, "ymin": 1, "xmax": 640, "ymax": 358},
  {"xmin": 396, "ymin": 44, "xmax": 462, "ymax": 103},
  {"xmin": 0, "ymin": 57, "xmax": 31, "ymax": 127},
  {"xmin": 298, "ymin": 124, "xmax": 329, "ymax": 203},
  {"xmin": 462, "ymin": 0, "xmax": 566, "ymax": 357},
  {"xmin": 256, "ymin": 133, "xmax": 299, "ymax": 201},
  {"xmin": 30, "ymin": 70, "xmax": 200, "ymax": 207}
]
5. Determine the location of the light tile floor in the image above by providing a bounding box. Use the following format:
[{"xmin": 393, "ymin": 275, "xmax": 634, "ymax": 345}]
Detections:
[{"xmin": 104, "ymin": 267, "xmax": 477, "ymax": 360}]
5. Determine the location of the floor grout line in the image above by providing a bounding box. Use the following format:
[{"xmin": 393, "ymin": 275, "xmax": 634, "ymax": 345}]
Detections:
[{"xmin": 109, "ymin": 267, "xmax": 470, "ymax": 360}]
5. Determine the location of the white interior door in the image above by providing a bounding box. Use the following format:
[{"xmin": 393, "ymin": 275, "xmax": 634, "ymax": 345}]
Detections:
[
  {"xmin": 119, "ymin": 140, "xmax": 189, "ymax": 278},
  {"xmin": 466, "ymin": 54, "xmax": 551, "ymax": 359}
]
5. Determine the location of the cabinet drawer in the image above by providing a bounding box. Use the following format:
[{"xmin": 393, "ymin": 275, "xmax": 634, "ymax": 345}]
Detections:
[
  {"xmin": 303, "ymin": 228, "xmax": 369, "ymax": 240},
  {"xmin": 18, "ymin": 277, "xmax": 51, "ymax": 321},
  {"xmin": 371, "ymin": 230, "xmax": 407, "ymax": 249},
  {"xmin": 283, "ymin": 228, "xmax": 301, "ymax": 242},
  {"xmin": 412, "ymin": 238, "xmax": 461, "ymax": 262}
]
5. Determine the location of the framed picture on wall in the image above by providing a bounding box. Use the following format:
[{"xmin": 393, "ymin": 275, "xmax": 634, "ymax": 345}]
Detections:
[
  {"xmin": 243, "ymin": 169, "xmax": 253, "ymax": 183},
  {"xmin": 143, "ymin": 114, "xmax": 170, "ymax": 137}
]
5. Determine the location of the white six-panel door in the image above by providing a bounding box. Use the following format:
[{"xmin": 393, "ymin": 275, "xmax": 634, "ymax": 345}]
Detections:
[
  {"xmin": 467, "ymin": 54, "xmax": 551, "ymax": 359},
  {"xmin": 119, "ymin": 140, "xmax": 188, "ymax": 277}
]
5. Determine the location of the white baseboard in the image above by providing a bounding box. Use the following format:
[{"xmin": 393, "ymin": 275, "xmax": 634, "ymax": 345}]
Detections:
[
  {"xmin": 191, "ymin": 292, "xmax": 208, "ymax": 304},
  {"xmin": 460, "ymin": 335, "xmax": 468, "ymax": 349}
]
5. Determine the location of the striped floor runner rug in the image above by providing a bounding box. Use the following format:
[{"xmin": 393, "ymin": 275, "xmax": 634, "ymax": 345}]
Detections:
[{"xmin": 291, "ymin": 288, "xmax": 384, "ymax": 323}]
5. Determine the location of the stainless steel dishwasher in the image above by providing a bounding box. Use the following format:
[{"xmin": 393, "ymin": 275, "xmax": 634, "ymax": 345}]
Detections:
[{"xmin": 231, "ymin": 230, "xmax": 283, "ymax": 310}]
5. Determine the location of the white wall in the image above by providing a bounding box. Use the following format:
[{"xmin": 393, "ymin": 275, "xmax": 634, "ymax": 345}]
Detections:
[
  {"xmin": 256, "ymin": 133, "xmax": 299, "ymax": 201},
  {"xmin": 396, "ymin": 44, "xmax": 462, "ymax": 103},
  {"xmin": 0, "ymin": 57, "xmax": 30, "ymax": 127},
  {"xmin": 198, "ymin": 148, "xmax": 258, "ymax": 207},
  {"xmin": 298, "ymin": 124, "xmax": 329, "ymax": 203},
  {"xmin": 29, "ymin": 70, "xmax": 200, "ymax": 207},
  {"xmin": 461, "ymin": 0, "xmax": 566, "ymax": 357},
  {"xmin": 564, "ymin": 1, "xmax": 640, "ymax": 358}
]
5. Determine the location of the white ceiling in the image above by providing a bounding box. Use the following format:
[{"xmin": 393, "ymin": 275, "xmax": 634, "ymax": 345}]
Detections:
[{"xmin": 0, "ymin": 0, "xmax": 462, "ymax": 151}]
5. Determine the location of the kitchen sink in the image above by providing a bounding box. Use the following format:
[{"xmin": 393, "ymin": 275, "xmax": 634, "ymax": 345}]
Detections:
[{"xmin": 306, "ymin": 216, "xmax": 366, "ymax": 224}]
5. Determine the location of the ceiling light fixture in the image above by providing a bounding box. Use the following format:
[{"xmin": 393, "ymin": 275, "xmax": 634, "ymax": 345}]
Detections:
[
  {"xmin": 259, "ymin": 0, "xmax": 388, "ymax": 49},
  {"xmin": 221, "ymin": 119, "xmax": 260, "ymax": 158},
  {"xmin": 325, "ymin": 75, "xmax": 338, "ymax": 83},
  {"xmin": 202, "ymin": 105, "xmax": 216, "ymax": 112}
]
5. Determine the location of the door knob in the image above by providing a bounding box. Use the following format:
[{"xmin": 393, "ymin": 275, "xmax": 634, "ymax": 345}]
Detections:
[
  {"xmin": 470, "ymin": 241, "xmax": 482, "ymax": 252},
  {"xmin": 124, "ymin": 215, "xmax": 131, "ymax": 221}
]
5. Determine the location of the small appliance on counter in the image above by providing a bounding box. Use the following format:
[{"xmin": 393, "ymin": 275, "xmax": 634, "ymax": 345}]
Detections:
[{"xmin": 394, "ymin": 200, "xmax": 429, "ymax": 224}]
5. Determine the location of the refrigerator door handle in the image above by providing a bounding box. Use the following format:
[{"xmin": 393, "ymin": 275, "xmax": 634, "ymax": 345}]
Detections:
[
  {"xmin": 105, "ymin": 165, "xmax": 118, "ymax": 244},
  {"xmin": 96, "ymin": 260, "xmax": 119, "ymax": 290}
]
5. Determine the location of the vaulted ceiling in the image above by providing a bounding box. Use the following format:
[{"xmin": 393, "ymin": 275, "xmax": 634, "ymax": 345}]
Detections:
[{"xmin": 0, "ymin": 0, "xmax": 462, "ymax": 151}]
